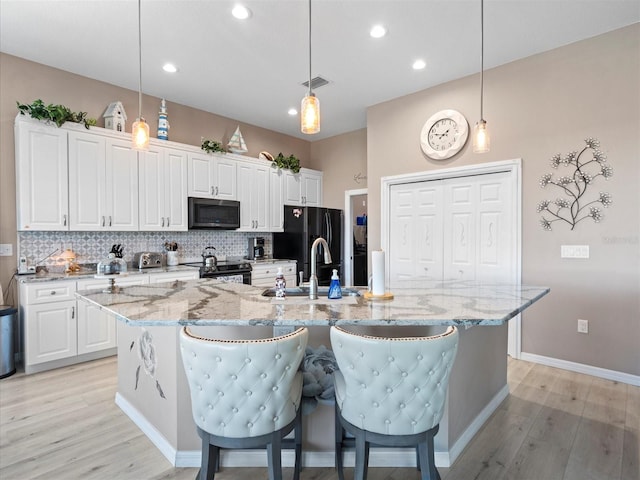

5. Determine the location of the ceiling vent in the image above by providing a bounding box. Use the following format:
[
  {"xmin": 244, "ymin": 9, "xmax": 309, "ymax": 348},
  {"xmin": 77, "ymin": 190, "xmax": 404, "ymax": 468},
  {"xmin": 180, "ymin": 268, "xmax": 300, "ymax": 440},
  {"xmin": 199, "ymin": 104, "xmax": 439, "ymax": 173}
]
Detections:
[{"xmin": 301, "ymin": 76, "xmax": 330, "ymax": 89}]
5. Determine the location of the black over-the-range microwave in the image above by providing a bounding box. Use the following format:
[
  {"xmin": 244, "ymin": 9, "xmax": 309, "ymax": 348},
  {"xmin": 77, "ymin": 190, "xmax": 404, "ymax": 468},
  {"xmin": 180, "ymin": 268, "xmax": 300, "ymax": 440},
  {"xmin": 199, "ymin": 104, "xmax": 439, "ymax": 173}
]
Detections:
[{"xmin": 188, "ymin": 197, "xmax": 240, "ymax": 230}]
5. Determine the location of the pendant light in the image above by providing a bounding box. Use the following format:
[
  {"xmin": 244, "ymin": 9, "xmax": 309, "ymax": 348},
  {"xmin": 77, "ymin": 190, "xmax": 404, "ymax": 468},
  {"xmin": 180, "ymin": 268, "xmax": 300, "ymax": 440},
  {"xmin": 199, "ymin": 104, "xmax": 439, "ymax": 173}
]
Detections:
[
  {"xmin": 132, "ymin": 0, "xmax": 150, "ymax": 150},
  {"xmin": 473, "ymin": 0, "xmax": 490, "ymax": 153},
  {"xmin": 301, "ymin": 0, "xmax": 320, "ymax": 134}
]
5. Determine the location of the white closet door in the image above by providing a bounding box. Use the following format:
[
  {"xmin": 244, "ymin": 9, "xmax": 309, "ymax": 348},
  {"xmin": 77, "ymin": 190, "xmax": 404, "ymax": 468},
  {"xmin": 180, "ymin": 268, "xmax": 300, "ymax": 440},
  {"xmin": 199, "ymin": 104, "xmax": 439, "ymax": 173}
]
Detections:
[
  {"xmin": 443, "ymin": 179, "xmax": 476, "ymax": 281},
  {"xmin": 475, "ymin": 172, "xmax": 513, "ymax": 282},
  {"xmin": 389, "ymin": 182, "xmax": 444, "ymax": 284},
  {"xmin": 389, "ymin": 185, "xmax": 417, "ymax": 283},
  {"xmin": 442, "ymin": 172, "xmax": 513, "ymax": 282},
  {"xmin": 390, "ymin": 171, "xmax": 514, "ymax": 284},
  {"xmin": 414, "ymin": 183, "xmax": 444, "ymax": 280}
]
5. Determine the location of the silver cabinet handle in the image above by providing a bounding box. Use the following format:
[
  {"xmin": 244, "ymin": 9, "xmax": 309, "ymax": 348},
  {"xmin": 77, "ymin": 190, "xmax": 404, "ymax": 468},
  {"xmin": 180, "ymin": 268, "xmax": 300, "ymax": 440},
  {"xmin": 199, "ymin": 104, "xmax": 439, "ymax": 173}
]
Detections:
[
  {"xmin": 211, "ymin": 186, "xmax": 215, "ymax": 195},
  {"xmin": 50, "ymin": 290, "xmax": 57, "ymax": 295},
  {"xmin": 102, "ymin": 216, "xmax": 106, "ymax": 227},
  {"xmin": 167, "ymin": 217, "xmax": 170, "ymax": 227},
  {"xmin": 161, "ymin": 217, "xmax": 165, "ymax": 228},
  {"xmin": 63, "ymin": 214, "xmax": 67, "ymax": 226},
  {"xmin": 109, "ymin": 216, "xmax": 112, "ymax": 227},
  {"xmin": 215, "ymin": 186, "xmax": 219, "ymax": 196},
  {"xmin": 71, "ymin": 306, "xmax": 75, "ymax": 319}
]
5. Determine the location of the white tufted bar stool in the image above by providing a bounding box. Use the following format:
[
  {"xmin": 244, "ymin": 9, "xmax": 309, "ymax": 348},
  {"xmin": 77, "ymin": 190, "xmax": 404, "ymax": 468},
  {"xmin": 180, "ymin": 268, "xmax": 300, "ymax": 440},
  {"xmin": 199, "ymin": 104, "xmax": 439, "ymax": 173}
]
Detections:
[
  {"xmin": 330, "ymin": 325, "xmax": 459, "ymax": 480},
  {"xmin": 180, "ymin": 326, "xmax": 309, "ymax": 480}
]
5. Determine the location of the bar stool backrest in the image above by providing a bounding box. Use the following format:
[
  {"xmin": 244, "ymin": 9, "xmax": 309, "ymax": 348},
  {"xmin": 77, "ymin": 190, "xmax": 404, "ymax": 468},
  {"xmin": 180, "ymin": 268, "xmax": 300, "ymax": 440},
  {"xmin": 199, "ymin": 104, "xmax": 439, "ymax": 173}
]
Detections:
[
  {"xmin": 331, "ymin": 326, "xmax": 458, "ymax": 436},
  {"xmin": 180, "ymin": 327, "xmax": 308, "ymax": 439}
]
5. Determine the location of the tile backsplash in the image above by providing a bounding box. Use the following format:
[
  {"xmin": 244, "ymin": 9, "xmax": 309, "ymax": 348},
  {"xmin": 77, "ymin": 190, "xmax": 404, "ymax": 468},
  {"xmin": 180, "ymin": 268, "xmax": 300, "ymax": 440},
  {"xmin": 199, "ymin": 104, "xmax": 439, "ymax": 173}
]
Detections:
[{"xmin": 18, "ymin": 231, "xmax": 272, "ymax": 266}]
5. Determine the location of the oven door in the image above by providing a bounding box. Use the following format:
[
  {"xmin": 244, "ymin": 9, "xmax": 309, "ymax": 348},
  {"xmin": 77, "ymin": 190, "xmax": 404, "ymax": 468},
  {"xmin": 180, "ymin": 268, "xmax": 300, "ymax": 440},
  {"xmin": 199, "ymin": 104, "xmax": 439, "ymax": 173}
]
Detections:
[{"xmin": 209, "ymin": 273, "xmax": 251, "ymax": 285}]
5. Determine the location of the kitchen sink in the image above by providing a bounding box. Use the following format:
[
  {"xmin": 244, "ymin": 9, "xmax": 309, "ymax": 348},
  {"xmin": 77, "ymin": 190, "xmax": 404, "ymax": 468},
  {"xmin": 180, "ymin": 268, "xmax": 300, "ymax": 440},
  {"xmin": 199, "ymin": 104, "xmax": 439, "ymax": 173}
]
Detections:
[{"xmin": 261, "ymin": 286, "xmax": 361, "ymax": 297}]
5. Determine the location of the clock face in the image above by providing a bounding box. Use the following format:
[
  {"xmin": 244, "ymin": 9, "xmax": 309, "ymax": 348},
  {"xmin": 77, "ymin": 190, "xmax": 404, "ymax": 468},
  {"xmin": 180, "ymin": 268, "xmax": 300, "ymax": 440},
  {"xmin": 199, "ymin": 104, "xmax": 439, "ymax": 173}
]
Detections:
[{"xmin": 420, "ymin": 110, "xmax": 469, "ymax": 160}]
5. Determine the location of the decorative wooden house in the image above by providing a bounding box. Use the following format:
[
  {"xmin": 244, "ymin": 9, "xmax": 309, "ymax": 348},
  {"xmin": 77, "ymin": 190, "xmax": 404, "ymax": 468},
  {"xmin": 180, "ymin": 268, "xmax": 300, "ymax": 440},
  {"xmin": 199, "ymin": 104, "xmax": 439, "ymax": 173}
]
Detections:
[{"xmin": 102, "ymin": 101, "xmax": 127, "ymax": 132}]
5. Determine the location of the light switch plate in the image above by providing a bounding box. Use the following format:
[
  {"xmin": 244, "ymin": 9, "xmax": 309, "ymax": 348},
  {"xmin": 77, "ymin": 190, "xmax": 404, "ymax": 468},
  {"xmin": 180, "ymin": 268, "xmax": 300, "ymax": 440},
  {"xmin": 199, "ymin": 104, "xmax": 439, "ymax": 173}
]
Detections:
[
  {"xmin": 561, "ymin": 245, "xmax": 589, "ymax": 258},
  {"xmin": 0, "ymin": 244, "xmax": 13, "ymax": 256}
]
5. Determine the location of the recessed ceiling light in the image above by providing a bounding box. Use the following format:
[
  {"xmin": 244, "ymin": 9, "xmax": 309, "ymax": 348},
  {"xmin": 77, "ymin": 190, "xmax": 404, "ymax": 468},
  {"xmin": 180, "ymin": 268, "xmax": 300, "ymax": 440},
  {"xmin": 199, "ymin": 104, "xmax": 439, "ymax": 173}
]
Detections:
[
  {"xmin": 370, "ymin": 25, "xmax": 387, "ymax": 38},
  {"xmin": 232, "ymin": 5, "xmax": 251, "ymax": 20},
  {"xmin": 162, "ymin": 63, "xmax": 178, "ymax": 73},
  {"xmin": 288, "ymin": 108, "xmax": 298, "ymax": 116},
  {"xmin": 412, "ymin": 59, "xmax": 426, "ymax": 70}
]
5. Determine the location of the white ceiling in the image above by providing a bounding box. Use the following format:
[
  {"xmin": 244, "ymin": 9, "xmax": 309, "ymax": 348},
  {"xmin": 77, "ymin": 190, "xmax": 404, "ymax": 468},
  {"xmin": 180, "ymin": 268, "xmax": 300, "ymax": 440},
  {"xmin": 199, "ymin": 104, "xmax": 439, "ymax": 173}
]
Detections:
[{"xmin": 1, "ymin": 1, "xmax": 638, "ymax": 141}]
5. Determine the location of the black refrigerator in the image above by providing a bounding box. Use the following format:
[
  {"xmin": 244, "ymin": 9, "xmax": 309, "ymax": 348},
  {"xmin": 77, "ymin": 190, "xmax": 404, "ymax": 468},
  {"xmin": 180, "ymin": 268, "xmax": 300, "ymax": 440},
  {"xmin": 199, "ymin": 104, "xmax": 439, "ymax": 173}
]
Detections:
[{"xmin": 273, "ymin": 206, "xmax": 343, "ymax": 286}]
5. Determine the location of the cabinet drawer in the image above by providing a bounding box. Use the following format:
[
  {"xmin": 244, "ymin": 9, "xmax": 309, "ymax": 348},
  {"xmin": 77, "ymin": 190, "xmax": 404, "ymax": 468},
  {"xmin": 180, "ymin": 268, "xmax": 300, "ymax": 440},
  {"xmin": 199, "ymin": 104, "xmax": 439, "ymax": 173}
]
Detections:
[
  {"xmin": 25, "ymin": 281, "xmax": 77, "ymax": 304},
  {"xmin": 251, "ymin": 262, "xmax": 297, "ymax": 286},
  {"xmin": 77, "ymin": 276, "xmax": 149, "ymax": 291},
  {"xmin": 148, "ymin": 271, "xmax": 200, "ymax": 284}
]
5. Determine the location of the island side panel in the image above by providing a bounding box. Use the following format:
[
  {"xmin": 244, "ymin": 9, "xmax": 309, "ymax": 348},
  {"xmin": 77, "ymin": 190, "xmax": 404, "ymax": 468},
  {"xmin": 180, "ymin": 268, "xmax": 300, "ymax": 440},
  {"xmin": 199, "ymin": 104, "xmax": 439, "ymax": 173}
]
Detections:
[
  {"xmin": 116, "ymin": 322, "xmax": 184, "ymax": 451},
  {"xmin": 446, "ymin": 323, "xmax": 509, "ymax": 451}
]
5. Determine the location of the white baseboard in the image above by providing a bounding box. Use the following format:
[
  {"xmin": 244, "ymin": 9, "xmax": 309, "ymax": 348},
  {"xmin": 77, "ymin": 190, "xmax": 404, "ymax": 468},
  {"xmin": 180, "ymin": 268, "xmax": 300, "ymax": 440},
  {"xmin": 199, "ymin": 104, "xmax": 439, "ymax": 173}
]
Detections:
[
  {"xmin": 520, "ymin": 352, "xmax": 640, "ymax": 387},
  {"xmin": 115, "ymin": 392, "xmax": 179, "ymax": 466},
  {"xmin": 117, "ymin": 385, "xmax": 510, "ymax": 469}
]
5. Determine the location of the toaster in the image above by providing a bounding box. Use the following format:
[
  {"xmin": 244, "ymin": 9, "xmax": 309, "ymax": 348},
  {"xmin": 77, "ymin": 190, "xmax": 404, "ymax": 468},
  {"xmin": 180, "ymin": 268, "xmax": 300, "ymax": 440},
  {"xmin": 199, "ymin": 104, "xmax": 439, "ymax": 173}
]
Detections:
[{"xmin": 133, "ymin": 252, "xmax": 166, "ymax": 269}]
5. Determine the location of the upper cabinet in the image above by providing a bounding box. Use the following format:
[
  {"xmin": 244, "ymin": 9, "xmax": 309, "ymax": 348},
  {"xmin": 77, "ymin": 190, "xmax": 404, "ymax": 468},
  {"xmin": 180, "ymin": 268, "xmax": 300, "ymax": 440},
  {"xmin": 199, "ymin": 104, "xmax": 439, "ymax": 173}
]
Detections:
[
  {"xmin": 15, "ymin": 116, "xmax": 323, "ymax": 233},
  {"xmin": 237, "ymin": 159, "xmax": 270, "ymax": 231},
  {"xmin": 283, "ymin": 169, "xmax": 323, "ymax": 207},
  {"xmin": 139, "ymin": 145, "xmax": 188, "ymax": 231},
  {"xmin": 15, "ymin": 118, "xmax": 69, "ymax": 230},
  {"xmin": 188, "ymin": 153, "xmax": 237, "ymax": 200},
  {"xmin": 268, "ymin": 168, "xmax": 284, "ymax": 232},
  {"xmin": 68, "ymin": 131, "xmax": 138, "ymax": 231}
]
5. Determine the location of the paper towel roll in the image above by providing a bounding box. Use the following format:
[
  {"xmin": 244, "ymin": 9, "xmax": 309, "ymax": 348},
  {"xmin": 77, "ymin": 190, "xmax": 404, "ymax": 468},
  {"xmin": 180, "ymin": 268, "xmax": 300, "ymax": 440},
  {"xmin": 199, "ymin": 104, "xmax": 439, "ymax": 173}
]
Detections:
[{"xmin": 371, "ymin": 250, "xmax": 385, "ymax": 295}]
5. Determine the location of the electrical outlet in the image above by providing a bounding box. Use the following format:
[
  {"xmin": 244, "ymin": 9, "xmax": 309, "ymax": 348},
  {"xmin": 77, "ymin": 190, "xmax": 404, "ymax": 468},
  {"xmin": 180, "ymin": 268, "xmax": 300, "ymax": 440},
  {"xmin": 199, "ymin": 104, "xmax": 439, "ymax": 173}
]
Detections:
[
  {"xmin": 577, "ymin": 319, "xmax": 589, "ymax": 334},
  {"xmin": 0, "ymin": 244, "xmax": 13, "ymax": 256},
  {"xmin": 561, "ymin": 245, "xmax": 590, "ymax": 259}
]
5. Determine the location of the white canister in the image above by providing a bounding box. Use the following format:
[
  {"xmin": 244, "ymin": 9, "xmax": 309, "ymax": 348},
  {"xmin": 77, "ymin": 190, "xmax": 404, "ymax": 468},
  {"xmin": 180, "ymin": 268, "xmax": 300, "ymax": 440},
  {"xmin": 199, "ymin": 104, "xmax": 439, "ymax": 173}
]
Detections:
[{"xmin": 166, "ymin": 251, "xmax": 179, "ymax": 266}]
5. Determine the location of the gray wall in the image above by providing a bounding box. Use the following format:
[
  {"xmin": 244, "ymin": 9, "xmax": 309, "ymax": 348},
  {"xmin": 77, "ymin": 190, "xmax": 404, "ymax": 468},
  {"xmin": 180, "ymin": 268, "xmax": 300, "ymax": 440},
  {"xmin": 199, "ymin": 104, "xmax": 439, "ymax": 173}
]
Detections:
[{"xmin": 362, "ymin": 25, "xmax": 639, "ymax": 376}]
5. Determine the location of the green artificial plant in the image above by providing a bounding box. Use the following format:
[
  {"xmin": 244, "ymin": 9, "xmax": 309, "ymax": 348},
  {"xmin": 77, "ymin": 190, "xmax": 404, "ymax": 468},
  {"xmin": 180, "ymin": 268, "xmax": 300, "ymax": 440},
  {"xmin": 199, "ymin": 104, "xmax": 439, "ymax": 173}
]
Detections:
[
  {"xmin": 201, "ymin": 138, "xmax": 227, "ymax": 154},
  {"xmin": 272, "ymin": 153, "xmax": 301, "ymax": 173},
  {"xmin": 17, "ymin": 99, "xmax": 96, "ymax": 129}
]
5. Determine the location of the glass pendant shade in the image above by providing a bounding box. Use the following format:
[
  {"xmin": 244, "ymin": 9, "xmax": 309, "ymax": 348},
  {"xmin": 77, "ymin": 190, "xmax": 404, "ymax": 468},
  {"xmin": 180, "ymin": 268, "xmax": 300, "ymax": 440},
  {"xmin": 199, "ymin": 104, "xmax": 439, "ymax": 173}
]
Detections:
[
  {"xmin": 132, "ymin": 118, "xmax": 150, "ymax": 150},
  {"xmin": 301, "ymin": 93, "xmax": 320, "ymax": 134},
  {"xmin": 473, "ymin": 119, "xmax": 490, "ymax": 153}
]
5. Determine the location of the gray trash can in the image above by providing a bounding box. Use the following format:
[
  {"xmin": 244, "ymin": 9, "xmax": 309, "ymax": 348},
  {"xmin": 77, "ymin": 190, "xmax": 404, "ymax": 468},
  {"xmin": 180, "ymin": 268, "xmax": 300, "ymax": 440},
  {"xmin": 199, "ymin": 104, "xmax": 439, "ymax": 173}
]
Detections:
[{"xmin": 0, "ymin": 305, "xmax": 17, "ymax": 378}]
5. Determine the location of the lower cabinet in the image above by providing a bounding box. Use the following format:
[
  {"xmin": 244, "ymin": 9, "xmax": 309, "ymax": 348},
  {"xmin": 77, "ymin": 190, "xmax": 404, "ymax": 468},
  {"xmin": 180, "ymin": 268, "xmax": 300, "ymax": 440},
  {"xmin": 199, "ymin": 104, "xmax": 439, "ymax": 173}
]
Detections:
[
  {"xmin": 251, "ymin": 261, "xmax": 297, "ymax": 287},
  {"xmin": 75, "ymin": 276, "xmax": 148, "ymax": 355},
  {"xmin": 20, "ymin": 269, "xmax": 199, "ymax": 374},
  {"xmin": 24, "ymin": 299, "xmax": 78, "ymax": 366}
]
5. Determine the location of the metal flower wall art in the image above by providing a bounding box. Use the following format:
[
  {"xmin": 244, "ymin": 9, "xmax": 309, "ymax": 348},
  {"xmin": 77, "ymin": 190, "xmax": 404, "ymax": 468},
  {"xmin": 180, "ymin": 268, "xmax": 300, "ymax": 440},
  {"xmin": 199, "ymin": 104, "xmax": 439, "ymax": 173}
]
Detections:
[
  {"xmin": 130, "ymin": 328, "xmax": 166, "ymax": 399},
  {"xmin": 537, "ymin": 138, "xmax": 613, "ymax": 231}
]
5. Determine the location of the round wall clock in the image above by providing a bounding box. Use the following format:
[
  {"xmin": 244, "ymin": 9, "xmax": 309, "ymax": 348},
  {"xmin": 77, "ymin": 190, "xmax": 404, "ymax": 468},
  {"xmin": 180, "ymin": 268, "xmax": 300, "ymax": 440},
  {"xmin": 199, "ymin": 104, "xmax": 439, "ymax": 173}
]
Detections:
[{"xmin": 420, "ymin": 109, "xmax": 469, "ymax": 160}]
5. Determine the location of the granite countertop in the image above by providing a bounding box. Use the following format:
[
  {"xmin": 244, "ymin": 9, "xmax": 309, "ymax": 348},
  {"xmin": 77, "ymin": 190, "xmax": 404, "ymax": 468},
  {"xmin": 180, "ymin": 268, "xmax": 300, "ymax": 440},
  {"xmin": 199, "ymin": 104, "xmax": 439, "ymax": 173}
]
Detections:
[
  {"xmin": 76, "ymin": 279, "xmax": 549, "ymax": 327},
  {"xmin": 18, "ymin": 265, "xmax": 199, "ymax": 283}
]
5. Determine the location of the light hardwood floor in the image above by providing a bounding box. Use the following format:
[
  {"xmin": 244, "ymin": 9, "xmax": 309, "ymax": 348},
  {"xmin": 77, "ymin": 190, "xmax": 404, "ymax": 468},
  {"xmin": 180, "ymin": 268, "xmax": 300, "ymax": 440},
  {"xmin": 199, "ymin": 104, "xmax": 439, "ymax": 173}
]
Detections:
[{"xmin": 1, "ymin": 356, "xmax": 638, "ymax": 480}]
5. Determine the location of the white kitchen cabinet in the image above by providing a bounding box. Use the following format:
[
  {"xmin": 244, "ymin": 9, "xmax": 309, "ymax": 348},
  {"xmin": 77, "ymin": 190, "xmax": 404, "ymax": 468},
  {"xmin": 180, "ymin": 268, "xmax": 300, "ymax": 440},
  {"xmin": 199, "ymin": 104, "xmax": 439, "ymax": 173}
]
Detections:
[
  {"xmin": 283, "ymin": 169, "xmax": 323, "ymax": 207},
  {"xmin": 251, "ymin": 261, "xmax": 297, "ymax": 287},
  {"xmin": 68, "ymin": 131, "xmax": 138, "ymax": 231},
  {"xmin": 139, "ymin": 146, "xmax": 188, "ymax": 231},
  {"xmin": 237, "ymin": 160, "xmax": 270, "ymax": 231},
  {"xmin": 21, "ymin": 281, "xmax": 78, "ymax": 367},
  {"xmin": 268, "ymin": 168, "xmax": 284, "ymax": 232},
  {"xmin": 188, "ymin": 152, "xmax": 237, "ymax": 200},
  {"xmin": 76, "ymin": 276, "xmax": 148, "ymax": 355},
  {"xmin": 15, "ymin": 117, "xmax": 69, "ymax": 230}
]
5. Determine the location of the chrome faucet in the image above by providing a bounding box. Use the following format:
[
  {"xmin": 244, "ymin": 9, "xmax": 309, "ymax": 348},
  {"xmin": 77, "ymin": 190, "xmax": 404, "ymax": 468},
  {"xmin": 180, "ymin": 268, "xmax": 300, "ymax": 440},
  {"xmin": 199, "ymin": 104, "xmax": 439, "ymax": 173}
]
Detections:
[{"xmin": 309, "ymin": 237, "xmax": 332, "ymax": 299}]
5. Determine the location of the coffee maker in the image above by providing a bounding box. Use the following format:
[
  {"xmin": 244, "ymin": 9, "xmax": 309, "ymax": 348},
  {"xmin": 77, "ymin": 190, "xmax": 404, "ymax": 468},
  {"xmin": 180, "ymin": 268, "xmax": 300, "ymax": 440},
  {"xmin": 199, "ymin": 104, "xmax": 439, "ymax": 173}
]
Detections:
[{"xmin": 248, "ymin": 237, "xmax": 265, "ymax": 260}]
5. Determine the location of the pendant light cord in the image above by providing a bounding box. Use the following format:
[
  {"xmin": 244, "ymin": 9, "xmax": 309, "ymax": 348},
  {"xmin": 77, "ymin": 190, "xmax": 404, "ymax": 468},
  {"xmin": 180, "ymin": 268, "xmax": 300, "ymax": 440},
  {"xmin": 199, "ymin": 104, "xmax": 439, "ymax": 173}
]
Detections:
[
  {"xmin": 308, "ymin": 0, "xmax": 312, "ymax": 96},
  {"xmin": 138, "ymin": 0, "xmax": 143, "ymax": 119},
  {"xmin": 480, "ymin": 0, "xmax": 484, "ymax": 121}
]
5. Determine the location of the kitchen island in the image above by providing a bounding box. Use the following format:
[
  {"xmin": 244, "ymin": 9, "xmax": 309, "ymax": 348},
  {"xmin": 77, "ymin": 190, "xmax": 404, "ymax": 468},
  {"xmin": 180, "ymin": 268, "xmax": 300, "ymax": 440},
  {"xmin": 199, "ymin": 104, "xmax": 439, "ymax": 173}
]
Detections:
[{"xmin": 77, "ymin": 279, "xmax": 549, "ymax": 469}]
